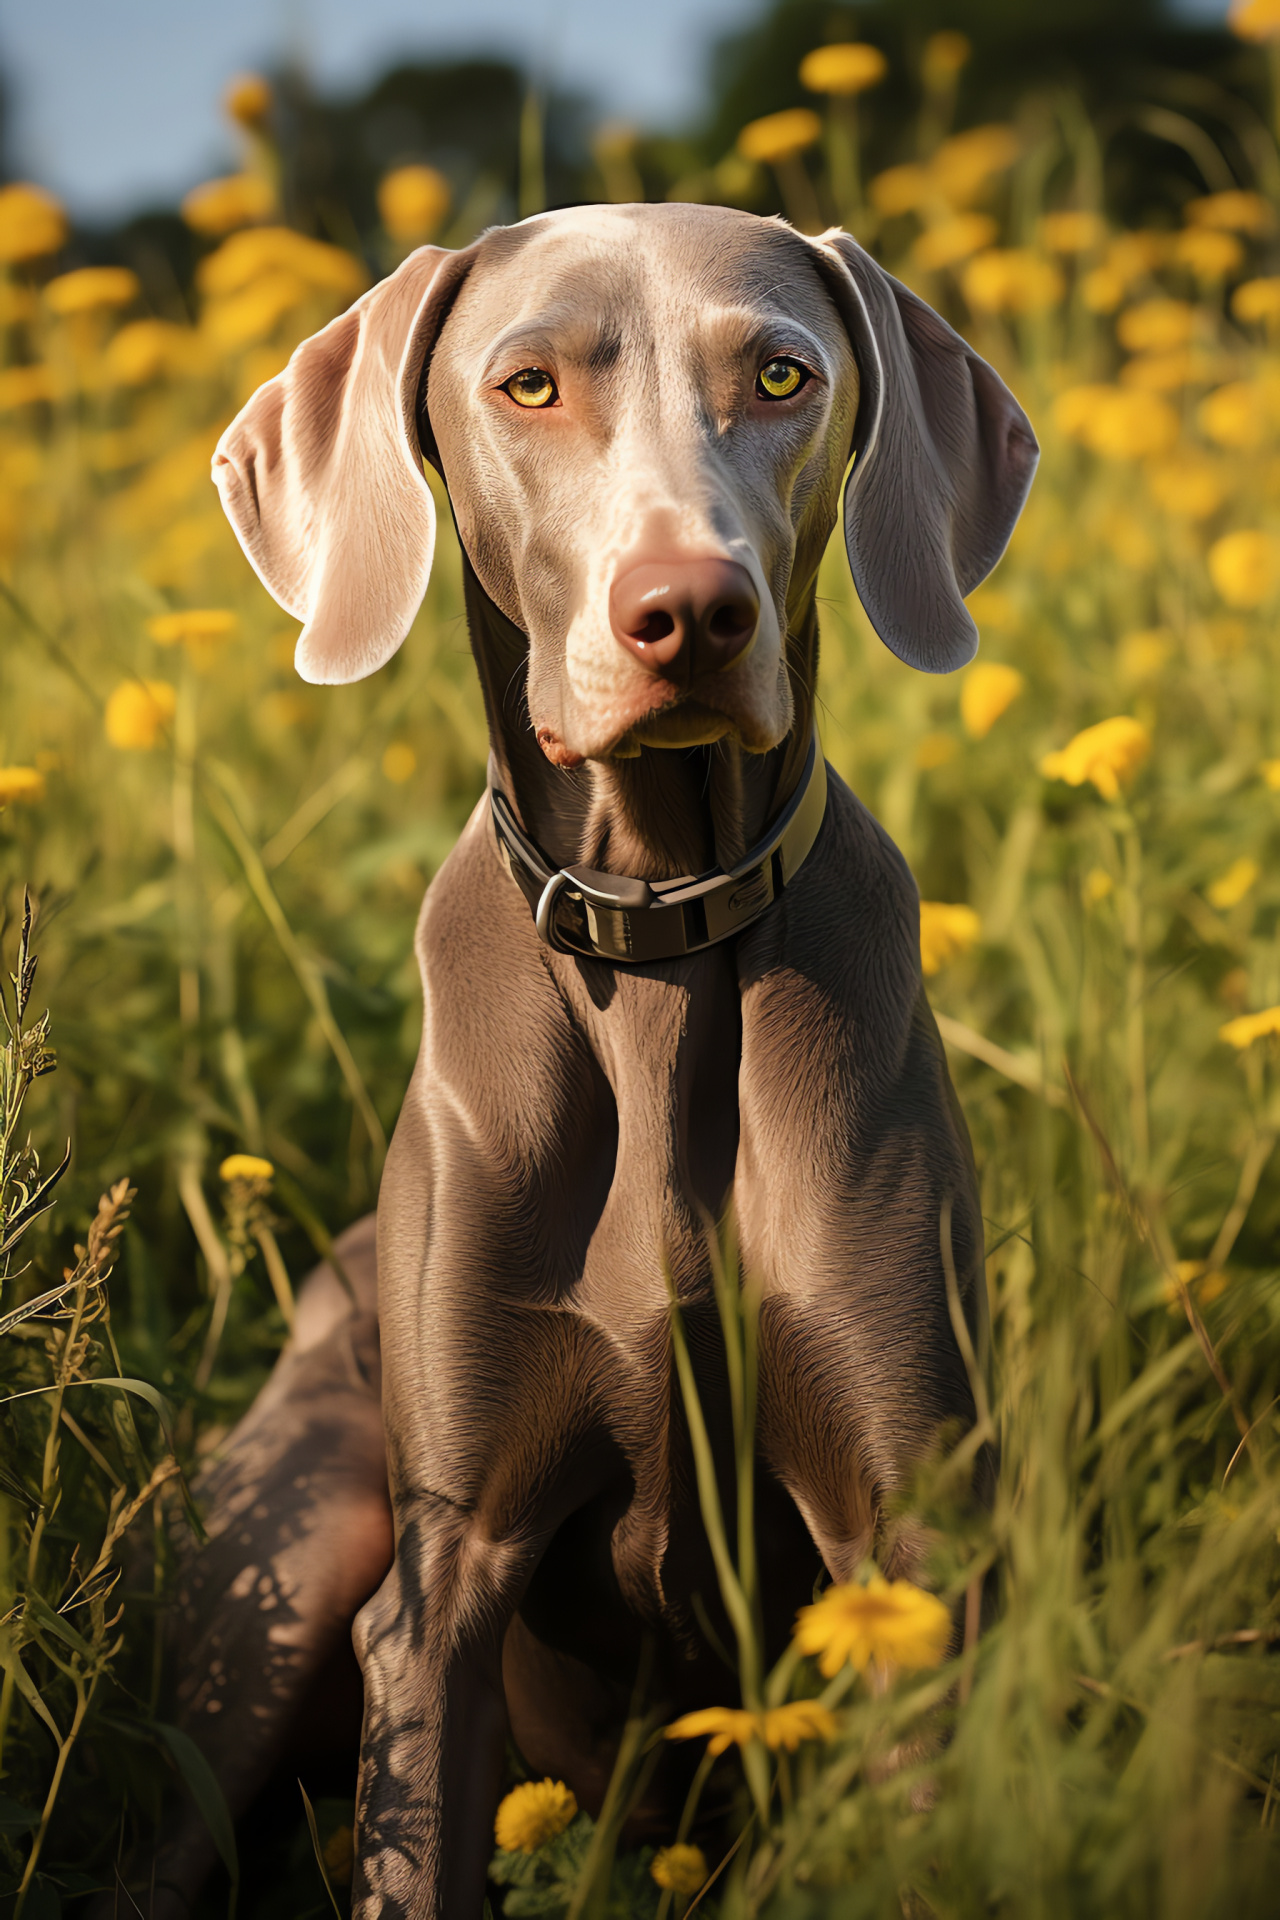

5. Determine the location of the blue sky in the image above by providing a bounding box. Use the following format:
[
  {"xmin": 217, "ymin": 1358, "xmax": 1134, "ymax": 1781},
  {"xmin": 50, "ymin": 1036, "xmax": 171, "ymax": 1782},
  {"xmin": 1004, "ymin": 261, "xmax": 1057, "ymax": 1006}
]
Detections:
[{"xmin": 0, "ymin": 0, "xmax": 1232, "ymax": 225}]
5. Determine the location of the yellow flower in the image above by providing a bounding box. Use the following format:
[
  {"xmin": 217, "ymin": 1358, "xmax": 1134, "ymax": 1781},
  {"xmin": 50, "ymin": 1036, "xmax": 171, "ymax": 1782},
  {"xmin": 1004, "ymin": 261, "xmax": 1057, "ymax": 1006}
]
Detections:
[
  {"xmin": 1208, "ymin": 529, "xmax": 1279, "ymax": 608},
  {"xmin": 1262, "ymin": 758, "xmax": 1280, "ymax": 790},
  {"xmin": 1053, "ymin": 385, "xmax": 1178, "ymax": 460},
  {"xmin": 0, "ymin": 183, "xmax": 67, "ymax": 262},
  {"xmin": 202, "ymin": 272, "xmax": 311, "ymax": 350},
  {"xmin": 1120, "ymin": 348, "xmax": 1222, "ymax": 393},
  {"xmin": 664, "ymin": 1699, "xmax": 835, "ymax": 1755},
  {"xmin": 960, "ymin": 661, "xmax": 1025, "ymax": 739},
  {"xmin": 1198, "ymin": 381, "xmax": 1269, "ymax": 451},
  {"xmin": 382, "ymin": 742, "xmax": 417, "ymax": 783},
  {"xmin": 378, "ymin": 165, "xmax": 451, "ymax": 243},
  {"xmin": 1146, "ymin": 456, "xmax": 1226, "ymax": 520},
  {"xmin": 651, "ymin": 1845, "xmax": 708, "ymax": 1895},
  {"xmin": 913, "ymin": 214, "xmax": 997, "ymax": 271},
  {"xmin": 1233, "ymin": 276, "xmax": 1280, "ymax": 325},
  {"xmin": 105, "ymin": 318, "xmax": 207, "ymax": 386},
  {"xmin": 1187, "ymin": 190, "xmax": 1273, "ymax": 235},
  {"xmin": 798, "ymin": 43, "xmax": 887, "ymax": 95},
  {"xmin": 147, "ymin": 608, "xmax": 239, "ymax": 646},
  {"xmin": 196, "ymin": 227, "xmax": 365, "ymax": 299},
  {"xmin": 760, "ymin": 1700, "xmax": 838, "ymax": 1750},
  {"xmin": 1084, "ymin": 868, "xmax": 1114, "ymax": 904},
  {"xmin": 225, "ymin": 73, "xmax": 273, "ymax": 127},
  {"xmin": 918, "ymin": 901, "xmax": 981, "ymax": 975},
  {"xmin": 962, "ymin": 248, "xmax": 1063, "ymax": 316},
  {"xmin": 182, "ymin": 172, "xmax": 276, "ymax": 235},
  {"xmin": 104, "ymin": 679, "xmax": 177, "ymax": 750},
  {"xmin": 1219, "ymin": 1005, "xmax": 1280, "ymax": 1048},
  {"xmin": 1107, "ymin": 231, "xmax": 1170, "ymax": 282},
  {"xmin": 218, "ymin": 1153, "xmax": 275, "ymax": 1182},
  {"xmin": 0, "ymin": 766, "xmax": 45, "ymax": 806},
  {"xmin": 1116, "ymin": 298, "xmax": 1195, "ymax": 352},
  {"xmin": 1230, "ymin": 0, "xmax": 1280, "ymax": 40},
  {"xmin": 930, "ymin": 125, "xmax": 1019, "ymax": 206},
  {"xmin": 1171, "ymin": 227, "xmax": 1243, "ymax": 282},
  {"xmin": 1207, "ymin": 857, "xmax": 1258, "ymax": 910},
  {"xmin": 869, "ymin": 164, "xmax": 933, "ymax": 217},
  {"xmin": 1039, "ymin": 210, "xmax": 1105, "ymax": 254},
  {"xmin": 1040, "ymin": 717, "xmax": 1151, "ymax": 801},
  {"xmin": 493, "ymin": 1779, "xmax": 577, "ymax": 1852},
  {"xmin": 794, "ymin": 1574, "xmax": 952, "ymax": 1678},
  {"xmin": 1080, "ymin": 266, "xmax": 1126, "ymax": 313},
  {"xmin": 1116, "ymin": 629, "xmax": 1174, "ymax": 683},
  {"xmin": 45, "ymin": 266, "xmax": 140, "ymax": 315},
  {"xmin": 922, "ymin": 31, "xmax": 972, "ymax": 83},
  {"xmin": 0, "ymin": 365, "xmax": 63, "ymax": 412},
  {"xmin": 738, "ymin": 108, "xmax": 823, "ymax": 165},
  {"xmin": 1162, "ymin": 1260, "xmax": 1229, "ymax": 1313}
]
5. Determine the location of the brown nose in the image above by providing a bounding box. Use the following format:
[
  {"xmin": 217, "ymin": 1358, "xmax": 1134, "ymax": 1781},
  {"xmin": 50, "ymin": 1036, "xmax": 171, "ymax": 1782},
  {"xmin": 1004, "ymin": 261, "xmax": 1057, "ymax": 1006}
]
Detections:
[{"xmin": 610, "ymin": 559, "xmax": 759, "ymax": 683}]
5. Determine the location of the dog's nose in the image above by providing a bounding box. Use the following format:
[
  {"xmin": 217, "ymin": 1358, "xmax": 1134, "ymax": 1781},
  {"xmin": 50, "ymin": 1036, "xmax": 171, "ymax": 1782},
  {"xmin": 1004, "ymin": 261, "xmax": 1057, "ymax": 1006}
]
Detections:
[{"xmin": 610, "ymin": 559, "xmax": 759, "ymax": 683}]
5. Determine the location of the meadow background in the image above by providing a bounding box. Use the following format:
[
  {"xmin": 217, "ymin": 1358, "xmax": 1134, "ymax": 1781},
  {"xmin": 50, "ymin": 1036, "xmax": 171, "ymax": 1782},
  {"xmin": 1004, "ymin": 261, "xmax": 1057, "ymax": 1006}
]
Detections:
[{"xmin": 1, "ymin": 0, "xmax": 1279, "ymax": 1914}]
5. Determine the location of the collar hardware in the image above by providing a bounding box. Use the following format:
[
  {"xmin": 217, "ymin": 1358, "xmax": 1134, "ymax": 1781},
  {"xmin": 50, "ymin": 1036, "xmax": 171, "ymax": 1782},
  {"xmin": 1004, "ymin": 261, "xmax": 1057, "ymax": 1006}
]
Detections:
[{"xmin": 489, "ymin": 728, "xmax": 828, "ymax": 965}]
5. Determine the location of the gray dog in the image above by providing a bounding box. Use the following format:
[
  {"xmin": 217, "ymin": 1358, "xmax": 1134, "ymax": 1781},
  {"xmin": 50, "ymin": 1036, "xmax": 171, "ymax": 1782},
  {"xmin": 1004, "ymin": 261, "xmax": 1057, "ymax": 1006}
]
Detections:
[{"xmin": 157, "ymin": 204, "xmax": 1035, "ymax": 1918}]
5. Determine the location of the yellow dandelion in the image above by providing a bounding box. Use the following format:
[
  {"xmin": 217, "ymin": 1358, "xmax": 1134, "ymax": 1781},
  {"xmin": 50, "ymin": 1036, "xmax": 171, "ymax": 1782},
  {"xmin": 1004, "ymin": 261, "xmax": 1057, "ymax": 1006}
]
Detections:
[
  {"xmin": 1040, "ymin": 210, "xmax": 1105, "ymax": 254},
  {"xmin": 930, "ymin": 125, "xmax": 1020, "ymax": 206},
  {"xmin": 1107, "ymin": 231, "xmax": 1170, "ymax": 282},
  {"xmin": 869, "ymin": 164, "xmax": 933, "ymax": 217},
  {"xmin": 378, "ymin": 165, "xmax": 451, "ymax": 244},
  {"xmin": 1219, "ymin": 1005, "xmax": 1280, "ymax": 1048},
  {"xmin": 1232, "ymin": 276, "xmax": 1280, "ymax": 325},
  {"xmin": 1207, "ymin": 857, "xmax": 1259, "ymax": 910},
  {"xmin": 1116, "ymin": 629, "xmax": 1174, "ymax": 683},
  {"xmin": 45, "ymin": 266, "xmax": 140, "ymax": 315},
  {"xmin": 1146, "ymin": 456, "xmax": 1227, "ymax": 520},
  {"xmin": 1198, "ymin": 380, "xmax": 1268, "ymax": 451},
  {"xmin": 493, "ymin": 1778, "xmax": 577, "ymax": 1853},
  {"xmin": 960, "ymin": 661, "xmax": 1025, "ymax": 739},
  {"xmin": 1120, "ymin": 348, "xmax": 1222, "ymax": 393},
  {"xmin": 962, "ymin": 248, "xmax": 1063, "ymax": 316},
  {"xmin": 1162, "ymin": 1261, "xmax": 1229, "ymax": 1313},
  {"xmin": 1172, "ymin": 227, "xmax": 1243, "ymax": 282},
  {"xmin": 1040, "ymin": 717, "xmax": 1151, "ymax": 801},
  {"xmin": 218, "ymin": 1153, "xmax": 274, "ymax": 1182},
  {"xmin": 104, "ymin": 679, "xmax": 177, "ymax": 751},
  {"xmin": 202, "ymin": 271, "xmax": 311, "ymax": 350},
  {"xmin": 1081, "ymin": 266, "xmax": 1127, "ymax": 313},
  {"xmin": 0, "ymin": 183, "xmax": 67, "ymax": 263},
  {"xmin": 196, "ymin": 227, "xmax": 365, "ymax": 299},
  {"xmin": 798, "ymin": 43, "xmax": 887, "ymax": 95},
  {"xmin": 1230, "ymin": 0, "xmax": 1280, "ymax": 41},
  {"xmin": 225, "ymin": 73, "xmax": 273, "ymax": 127},
  {"xmin": 1054, "ymin": 385, "xmax": 1178, "ymax": 460},
  {"xmin": 921, "ymin": 31, "xmax": 971, "ymax": 83},
  {"xmin": 1084, "ymin": 868, "xmax": 1114, "ymax": 905},
  {"xmin": 382, "ymin": 742, "xmax": 417, "ymax": 784},
  {"xmin": 1187, "ymin": 190, "xmax": 1273, "ymax": 235},
  {"xmin": 0, "ymin": 766, "xmax": 45, "ymax": 806},
  {"xmin": 1116, "ymin": 298, "xmax": 1195, "ymax": 352},
  {"xmin": 105, "ymin": 318, "xmax": 207, "ymax": 386},
  {"xmin": 0, "ymin": 365, "xmax": 62, "ymax": 413},
  {"xmin": 1261, "ymin": 758, "xmax": 1280, "ymax": 790},
  {"xmin": 651, "ymin": 1845, "xmax": 708, "ymax": 1896},
  {"xmin": 182, "ymin": 172, "xmax": 276, "ymax": 236},
  {"xmin": 760, "ymin": 1700, "xmax": 838, "ymax": 1750},
  {"xmin": 738, "ymin": 108, "xmax": 822, "ymax": 165},
  {"xmin": 664, "ymin": 1706, "xmax": 757, "ymax": 1756},
  {"xmin": 913, "ymin": 214, "xmax": 997, "ymax": 271},
  {"xmin": 794, "ymin": 1574, "xmax": 952, "ymax": 1678},
  {"xmin": 918, "ymin": 901, "xmax": 981, "ymax": 976},
  {"xmin": 147, "ymin": 608, "xmax": 239, "ymax": 647},
  {"xmin": 1208, "ymin": 529, "xmax": 1279, "ymax": 608}
]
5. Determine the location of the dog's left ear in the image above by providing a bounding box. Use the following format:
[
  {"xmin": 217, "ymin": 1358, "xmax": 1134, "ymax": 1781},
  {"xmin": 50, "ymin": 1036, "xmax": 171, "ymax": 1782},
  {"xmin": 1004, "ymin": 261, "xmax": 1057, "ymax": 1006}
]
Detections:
[
  {"xmin": 809, "ymin": 229, "xmax": 1038, "ymax": 674},
  {"xmin": 212, "ymin": 243, "xmax": 474, "ymax": 685}
]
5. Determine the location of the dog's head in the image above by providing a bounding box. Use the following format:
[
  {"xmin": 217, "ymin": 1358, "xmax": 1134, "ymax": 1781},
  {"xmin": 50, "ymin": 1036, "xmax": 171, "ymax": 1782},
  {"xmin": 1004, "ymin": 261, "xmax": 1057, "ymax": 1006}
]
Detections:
[{"xmin": 213, "ymin": 204, "xmax": 1036, "ymax": 768}]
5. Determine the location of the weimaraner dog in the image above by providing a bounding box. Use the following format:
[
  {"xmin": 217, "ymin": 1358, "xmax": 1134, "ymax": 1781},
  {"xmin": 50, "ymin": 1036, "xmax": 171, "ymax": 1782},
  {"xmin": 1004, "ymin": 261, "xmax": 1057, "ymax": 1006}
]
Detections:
[{"xmin": 154, "ymin": 204, "xmax": 1036, "ymax": 1916}]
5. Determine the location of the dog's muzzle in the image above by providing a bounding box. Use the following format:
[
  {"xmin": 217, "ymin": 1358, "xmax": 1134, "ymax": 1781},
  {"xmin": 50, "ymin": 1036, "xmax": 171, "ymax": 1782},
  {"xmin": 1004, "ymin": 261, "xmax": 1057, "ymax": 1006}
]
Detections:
[{"xmin": 488, "ymin": 728, "xmax": 828, "ymax": 964}]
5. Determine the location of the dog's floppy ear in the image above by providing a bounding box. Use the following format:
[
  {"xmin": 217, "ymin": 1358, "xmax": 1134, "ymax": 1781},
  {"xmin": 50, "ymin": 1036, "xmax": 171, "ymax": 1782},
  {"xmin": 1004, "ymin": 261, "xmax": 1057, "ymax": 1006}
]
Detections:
[
  {"xmin": 809, "ymin": 229, "xmax": 1038, "ymax": 674},
  {"xmin": 212, "ymin": 244, "xmax": 472, "ymax": 685}
]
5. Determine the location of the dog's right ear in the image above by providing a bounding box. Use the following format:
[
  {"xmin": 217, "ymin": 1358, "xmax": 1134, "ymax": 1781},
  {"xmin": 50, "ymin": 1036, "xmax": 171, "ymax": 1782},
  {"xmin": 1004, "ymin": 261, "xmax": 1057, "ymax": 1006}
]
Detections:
[{"xmin": 212, "ymin": 244, "xmax": 474, "ymax": 685}]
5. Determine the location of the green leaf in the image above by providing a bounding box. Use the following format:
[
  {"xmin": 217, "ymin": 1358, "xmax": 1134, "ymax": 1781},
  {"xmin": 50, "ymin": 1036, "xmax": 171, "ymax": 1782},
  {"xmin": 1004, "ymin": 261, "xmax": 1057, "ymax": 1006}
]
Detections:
[
  {"xmin": 24, "ymin": 1590, "xmax": 98, "ymax": 1665},
  {"xmin": 0, "ymin": 1638, "xmax": 62, "ymax": 1744},
  {"xmin": 154, "ymin": 1723, "xmax": 239, "ymax": 1904},
  {"xmin": 298, "ymin": 1780, "xmax": 344, "ymax": 1920},
  {"xmin": 0, "ymin": 1795, "xmax": 38, "ymax": 1834}
]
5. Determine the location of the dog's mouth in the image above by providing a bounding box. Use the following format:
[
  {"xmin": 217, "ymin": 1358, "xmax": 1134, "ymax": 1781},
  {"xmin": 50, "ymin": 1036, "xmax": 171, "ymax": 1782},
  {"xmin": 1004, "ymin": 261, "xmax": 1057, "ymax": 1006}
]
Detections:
[{"xmin": 619, "ymin": 701, "xmax": 734, "ymax": 753}]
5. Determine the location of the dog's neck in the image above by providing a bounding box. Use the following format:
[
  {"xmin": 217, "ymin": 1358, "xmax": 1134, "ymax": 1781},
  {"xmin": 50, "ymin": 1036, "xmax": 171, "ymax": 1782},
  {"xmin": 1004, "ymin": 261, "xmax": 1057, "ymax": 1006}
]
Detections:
[{"xmin": 462, "ymin": 556, "xmax": 819, "ymax": 884}]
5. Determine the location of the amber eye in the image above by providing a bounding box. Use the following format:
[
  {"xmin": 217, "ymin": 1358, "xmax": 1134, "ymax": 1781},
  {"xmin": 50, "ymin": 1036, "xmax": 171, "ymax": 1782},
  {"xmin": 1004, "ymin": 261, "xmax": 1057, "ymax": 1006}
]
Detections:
[
  {"xmin": 756, "ymin": 357, "xmax": 808, "ymax": 400},
  {"xmin": 505, "ymin": 367, "xmax": 558, "ymax": 408}
]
